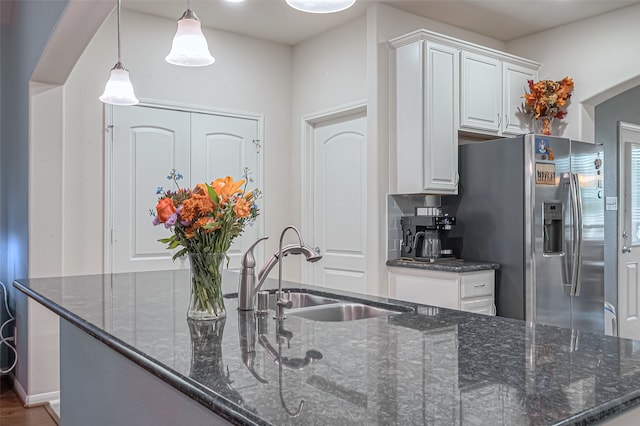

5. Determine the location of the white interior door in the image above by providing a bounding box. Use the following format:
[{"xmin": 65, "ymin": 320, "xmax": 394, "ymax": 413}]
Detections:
[
  {"xmin": 312, "ymin": 113, "xmax": 367, "ymax": 294},
  {"xmin": 110, "ymin": 106, "xmax": 261, "ymax": 273},
  {"xmin": 191, "ymin": 113, "xmax": 261, "ymax": 271},
  {"xmin": 111, "ymin": 105, "xmax": 191, "ymax": 273},
  {"xmin": 618, "ymin": 121, "xmax": 640, "ymax": 339}
]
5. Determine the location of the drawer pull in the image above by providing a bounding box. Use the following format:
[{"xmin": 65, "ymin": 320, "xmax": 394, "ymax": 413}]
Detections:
[{"xmin": 473, "ymin": 283, "xmax": 486, "ymax": 288}]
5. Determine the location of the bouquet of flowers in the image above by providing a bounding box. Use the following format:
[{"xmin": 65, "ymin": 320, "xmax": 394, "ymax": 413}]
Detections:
[
  {"xmin": 152, "ymin": 168, "xmax": 260, "ymax": 319},
  {"xmin": 523, "ymin": 77, "xmax": 574, "ymax": 135}
]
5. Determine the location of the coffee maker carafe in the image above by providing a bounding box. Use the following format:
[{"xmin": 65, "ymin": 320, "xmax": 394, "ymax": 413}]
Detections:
[{"xmin": 400, "ymin": 209, "xmax": 455, "ymax": 261}]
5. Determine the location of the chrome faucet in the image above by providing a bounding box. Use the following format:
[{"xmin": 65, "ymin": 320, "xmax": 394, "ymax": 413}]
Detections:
[{"xmin": 237, "ymin": 226, "xmax": 322, "ymax": 312}]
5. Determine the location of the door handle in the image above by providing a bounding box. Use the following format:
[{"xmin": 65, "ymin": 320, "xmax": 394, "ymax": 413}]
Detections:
[
  {"xmin": 572, "ymin": 173, "xmax": 584, "ymax": 296},
  {"xmin": 623, "ymin": 246, "xmax": 632, "ymax": 254}
]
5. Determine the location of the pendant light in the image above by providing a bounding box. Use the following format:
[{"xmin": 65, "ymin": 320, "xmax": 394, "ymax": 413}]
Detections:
[
  {"xmin": 286, "ymin": 0, "xmax": 356, "ymax": 14},
  {"xmin": 99, "ymin": 0, "xmax": 139, "ymax": 106},
  {"xmin": 165, "ymin": 0, "xmax": 215, "ymax": 67}
]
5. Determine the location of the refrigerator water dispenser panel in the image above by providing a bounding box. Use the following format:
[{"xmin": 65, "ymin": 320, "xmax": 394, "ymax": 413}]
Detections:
[{"xmin": 543, "ymin": 202, "xmax": 564, "ymax": 255}]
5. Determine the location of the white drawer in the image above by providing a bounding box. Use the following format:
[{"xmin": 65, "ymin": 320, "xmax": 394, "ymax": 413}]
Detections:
[
  {"xmin": 460, "ymin": 297, "xmax": 495, "ymax": 316},
  {"xmin": 460, "ymin": 271, "xmax": 494, "ymax": 299}
]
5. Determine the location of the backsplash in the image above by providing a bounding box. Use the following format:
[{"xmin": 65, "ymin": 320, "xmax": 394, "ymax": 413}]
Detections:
[{"xmin": 387, "ymin": 194, "xmax": 442, "ymax": 260}]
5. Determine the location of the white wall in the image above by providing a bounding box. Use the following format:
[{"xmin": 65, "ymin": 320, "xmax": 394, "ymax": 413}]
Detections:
[{"xmin": 506, "ymin": 3, "xmax": 640, "ymax": 142}]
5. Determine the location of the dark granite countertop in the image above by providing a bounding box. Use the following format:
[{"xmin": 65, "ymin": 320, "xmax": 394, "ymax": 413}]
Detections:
[
  {"xmin": 14, "ymin": 270, "xmax": 640, "ymax": 425},
  {"xmin": 387, "ymin": 258, "xmax": 500, "ymax": 272}
]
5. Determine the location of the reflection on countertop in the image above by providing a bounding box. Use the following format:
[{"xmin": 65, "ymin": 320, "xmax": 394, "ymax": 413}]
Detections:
[{"xmin": 14, "ymin": 270, "xmax": 640, "ymax": 425}]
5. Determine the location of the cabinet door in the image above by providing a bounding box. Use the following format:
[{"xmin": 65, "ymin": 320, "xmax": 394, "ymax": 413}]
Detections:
[
  {"xmin": 460, "ymin": 52, "xmax": 502, "ymax": 133},
  {"xmin": 389, "ymin": 268, "xmax": 459, "ymax": 309},
  {"xmin": 424, "ymin": 41, "xmax": 459, "ymax": 194},
  {"xmin": 503, "ymin": 62, "xmax": 537, "ymax": 135}
]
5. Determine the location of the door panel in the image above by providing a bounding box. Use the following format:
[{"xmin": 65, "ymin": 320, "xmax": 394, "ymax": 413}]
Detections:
[
  {"xmin": 460, "ymin": 51, "xmax": 501, "ymax": 132},
  {"xmin": 570, "ymin": 141, "xmax": 604, "ymax": 334},
  {"xmin": 533, "ymin": 136, "xmax": 572, "ymax": 329},
  {"xmin": 112, "ymin": 106, "xmax": 191, "ymax": 273},
  {"xmin": 619, "ymin": 122, "xmax": 640, "ymax": 339},
  {"xmin": 313, "ymin": 114, "xmax": 367, "ymax": 294},
  {"xmin": 111, "ymin": 106, "xmax": 260, "ymax": 273},
  {"xmin": 503, "ymin": 62, "xmax": 537, "ymax": 135},
  {"xmin": 191, "ymin": 113, "xmax": 261, "ymax": 271}
]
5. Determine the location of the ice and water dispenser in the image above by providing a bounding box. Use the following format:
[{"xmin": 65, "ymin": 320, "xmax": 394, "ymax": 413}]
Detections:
[{"xmin": 543, "ymin": 201, "xmax": 563, "ymax": 254}]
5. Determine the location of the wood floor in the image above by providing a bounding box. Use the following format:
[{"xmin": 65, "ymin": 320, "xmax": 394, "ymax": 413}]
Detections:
[{"xmin": 0, "ymin": 376, "xmax": 58, "ymax": 426}]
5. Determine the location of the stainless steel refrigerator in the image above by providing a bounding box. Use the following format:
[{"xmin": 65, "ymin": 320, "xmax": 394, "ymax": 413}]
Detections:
[{"xmin": 446, "ymin": 134, "xmax": 605, "ymax": 333}]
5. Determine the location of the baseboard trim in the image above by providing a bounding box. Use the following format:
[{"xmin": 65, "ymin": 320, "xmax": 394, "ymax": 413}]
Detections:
[{"xmin": 10, "ymin": 373, "xmax": 60, "ymax": 407}]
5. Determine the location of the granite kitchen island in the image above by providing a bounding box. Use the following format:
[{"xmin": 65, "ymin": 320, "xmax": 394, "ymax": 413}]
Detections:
[{"xmin": 14, "ymin": 270, "xmax": 640, "ymax": 425}]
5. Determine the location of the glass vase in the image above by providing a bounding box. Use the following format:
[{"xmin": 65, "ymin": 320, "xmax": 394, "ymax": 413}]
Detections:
[
  {"xmin": 533, "ymin": 117, "xmax": 553, "ymax": 135},
  {"xmin": 187, "ymin": 252, "xmax": 227, "ymax": 320}
]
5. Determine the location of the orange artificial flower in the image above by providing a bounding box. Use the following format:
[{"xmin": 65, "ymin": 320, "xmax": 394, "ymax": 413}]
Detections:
[
  {"xmin": 211, "ymin": 176, "xmax": 245, "ymax": 202},
  {"xmin": 523, "ymin": 77, "xmax": 573, "ymax": 120},
  {"xmin": 234, "ymin": 198, "xmax": 251, "ymax": 218},
  {"xmin": 192, "ymin": 183, "xmax": 209, "ymax": 196},
  {"xmin": 180, "ymin": 193, "xmax": 214, "ymax": 222},
  {"xmin": 156, "ymin": 197, "xmax": 176, "ymax": 223}
]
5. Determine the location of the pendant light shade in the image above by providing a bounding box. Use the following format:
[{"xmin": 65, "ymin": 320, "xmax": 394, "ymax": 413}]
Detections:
[
  {"xmin": 165, "ymin": 9, "xmax": 215, "ymax": 67},
  {"xmin": 286, "ymin": 0, "xmax": 356, "ymax": 14},
  {"xmin": 99, "ymin": 62, "xmax": 139, "ymax": 106},
  {"xmin": 100, "ymin": 0, "xmax": 139, "ymax": 106}
]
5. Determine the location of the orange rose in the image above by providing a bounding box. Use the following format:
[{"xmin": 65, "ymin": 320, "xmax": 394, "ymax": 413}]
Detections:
[{"xmin": 156, "ymin": 198, "xmax": 176, "ymax": 222}]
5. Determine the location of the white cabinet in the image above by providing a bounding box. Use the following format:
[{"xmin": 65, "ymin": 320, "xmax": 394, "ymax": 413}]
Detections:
[
  {"xmin": 388, "ymin": 267, "xmax": 496, "ymax": 315},
  {"xmin": 393, "ymin": 37, "xmax": 459, "ymax": 195},
  {"xmin": 391, "ymin": 31, "xmax": 541, "ymax": 194},
  {"xmin": 502, "ymin": 61, "xmax": 538, "ymax": 135},
  {"xmin": 460, "ymin": 53, "xmax": 539, "ymax": 136},
  {"xmin": 460, "ymin": 52, "xmax": 502, "ymax": 133}
]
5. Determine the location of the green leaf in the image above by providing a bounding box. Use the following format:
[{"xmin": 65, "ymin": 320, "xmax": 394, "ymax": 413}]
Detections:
[
  {"xmin": 206, "ymin": 183, "xmax": 219, "ymax": 205},
  {"xmin": 172, "ymin": 248, "xmax": 188, "ymax": 261},
  {"xmin": 158, "ymin": 237, "xmax": 174, "ymax": 244},
  {"xmin": 167, "ymin": 239, "xmax": 181, "ymax": 249}
]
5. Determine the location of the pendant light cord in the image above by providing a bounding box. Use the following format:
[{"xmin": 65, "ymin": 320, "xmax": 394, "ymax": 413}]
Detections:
[{"xmin": 117, "ymin": 0, "xmax": 122, "ymax": 63}]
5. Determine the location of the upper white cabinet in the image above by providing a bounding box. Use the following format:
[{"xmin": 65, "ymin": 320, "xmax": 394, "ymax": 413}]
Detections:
[
  {"xmin": 460, "ymin": 54, "xmax": 539, "ymax": 136},
  {"xmin": 393, "ymin": 36, "xmax": 460, "ymax": 195},
  {"xmin": 391, "ymin": 30, "xmax": 540, "ymax": 194},
  {"xmin": 502, "ymin": 62, "xmax": 538, "ymax": 135},
  {"xmin": 460, "ymin": 52, "xmax": 502, "ymax": 133}
]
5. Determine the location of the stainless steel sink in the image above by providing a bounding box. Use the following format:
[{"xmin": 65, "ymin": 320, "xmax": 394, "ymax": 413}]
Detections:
[
  {"xmin": 288, "ymin": 302, "xmax": 404, "ymax": 322},
  {"xmin": 268, "ymin": 291, "xmax": 340, "ymax": 310}
]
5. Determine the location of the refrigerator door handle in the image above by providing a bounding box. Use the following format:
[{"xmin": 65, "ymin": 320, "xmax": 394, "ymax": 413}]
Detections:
[
  {"xmin": 565, "ymin": 173, "xmax": 582, "ymax": 296},
  {"xmin": 562, "ymin": 175, "xmax": 573, "ymax": 288},
  {"xmin": 572, "ymin": 173, "xmax": 584, "ymax": 296}
]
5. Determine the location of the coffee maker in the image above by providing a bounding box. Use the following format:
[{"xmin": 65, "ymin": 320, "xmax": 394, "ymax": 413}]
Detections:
[{"xmin": 400, "ymin": 208, "xmax": 456, "ymax": 261}]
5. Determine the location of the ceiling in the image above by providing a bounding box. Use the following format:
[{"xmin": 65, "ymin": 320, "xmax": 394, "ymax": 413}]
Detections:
[{"xmin": 125, "ymin": 0, "xmax": 640, "ymax": 45}]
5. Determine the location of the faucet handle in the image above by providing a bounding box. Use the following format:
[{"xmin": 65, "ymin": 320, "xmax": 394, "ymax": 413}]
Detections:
[{"xmin": 241, "ymin": 236, "xmax": 269, "ymax": 269}]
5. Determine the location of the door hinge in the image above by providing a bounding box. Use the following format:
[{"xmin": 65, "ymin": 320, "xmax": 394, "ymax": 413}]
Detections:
[{"xmin": 252, "ymin": 139, "xmax": 261, "ymax": 154}]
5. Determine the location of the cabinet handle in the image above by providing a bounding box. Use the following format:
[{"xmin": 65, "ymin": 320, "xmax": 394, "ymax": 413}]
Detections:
[
  {"xmin": 497, "ymin": 113, "xmax": 502, "ymax": 127},
  {"xmin": 473, "ymin": 283, "xmax": 486, "ymax": 288}
]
